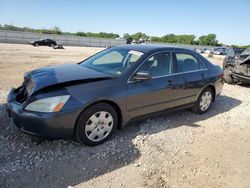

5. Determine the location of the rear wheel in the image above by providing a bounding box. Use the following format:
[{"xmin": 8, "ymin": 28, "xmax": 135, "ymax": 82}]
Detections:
[
  {"xmin": 75, "ymin": 103, "xmax": 117, "ymax": 146},
  {"xmin": 34, "ymin": 43, "xmax": 39, "ymax": 46},
  {"xmin": 192, "ymin": 87, "xmax": 213, "ymax": 114},
  {"xmin": 224, "ymin": 67, "xmax": 234, "ymax": 84}
]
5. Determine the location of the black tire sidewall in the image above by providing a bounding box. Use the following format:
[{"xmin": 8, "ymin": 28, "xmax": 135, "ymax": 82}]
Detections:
[{"xmin": 75, "ymin": 103, "xmax": 117, "ymax": 146}]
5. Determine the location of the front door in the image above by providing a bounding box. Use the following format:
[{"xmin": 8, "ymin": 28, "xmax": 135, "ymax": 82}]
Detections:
[{"xmin": 126, "ymin": 52, "xmax": 180, "ymax": 119}]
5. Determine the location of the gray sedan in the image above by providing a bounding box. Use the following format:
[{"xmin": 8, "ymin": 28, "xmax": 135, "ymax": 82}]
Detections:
[{"xmin": 7, "ymin": 45, "xmax": 224, "ymax": 146}]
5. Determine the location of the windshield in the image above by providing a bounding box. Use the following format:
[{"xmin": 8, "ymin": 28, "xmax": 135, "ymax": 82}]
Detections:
[
  {"xmin": 241, "ymin": 48, "xmax": 250, "ymax": 56},
  {"xmin": 80, "ymin": 48, "xmax": 143, "ymax": 76}
]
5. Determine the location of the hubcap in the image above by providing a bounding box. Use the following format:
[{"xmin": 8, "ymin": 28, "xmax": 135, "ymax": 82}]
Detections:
[
  {"xmin": 85, "ymin": 111, "xmax": 113, "ymax": 142},
  {"xmin": 199, "ymin": 91, "xmax": 212, "ymax": 111}
]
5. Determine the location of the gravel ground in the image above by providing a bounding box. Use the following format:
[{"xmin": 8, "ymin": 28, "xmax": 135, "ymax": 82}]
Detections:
[{"xmin": 0, "ymin": 43, "xmax": 250, "ymax": 188}]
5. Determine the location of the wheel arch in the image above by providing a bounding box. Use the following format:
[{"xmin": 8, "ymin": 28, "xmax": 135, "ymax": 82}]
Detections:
[
  {"xmin": 197, "ymin": 84, "xmax": 216, "ymax": 102},
  {"xmin": 74, "ymin": 99, "xmax": 123, "ymax": 134},
  {"xmin": 207, "ymin": 85, "xmax": 216, "ymax": 102}
]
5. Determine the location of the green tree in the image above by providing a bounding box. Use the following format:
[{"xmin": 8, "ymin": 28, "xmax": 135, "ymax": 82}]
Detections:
[
  {"xmin": 76, "ymin": 32, "xmax": 86, "ymax": 36},
  {"xmin": 151, "ymin": 36, "xmax": 161, "ymax": 42},
  {"xmin": 123, "ymin": 33, "xmax": 131, "ymax": 39},
  {"xmin": 130, "ymin": 32, "xmax": 148, "ymax": 40},
  {"xmin": 52, "ymin": 26, "xmax": 62, "ymax": 35},
  {"xmin": 198, "ymin": 34, "xmax": 218, "ymax": 46},
  {"xmin": 161, "ymin": 34, "xmax": 177, "ymax": 43}
]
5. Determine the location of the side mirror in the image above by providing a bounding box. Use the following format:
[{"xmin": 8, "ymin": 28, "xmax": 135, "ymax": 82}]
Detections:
[{"xmin": 133, "ymin": 71, "xmax": 152, "ymax": 81}]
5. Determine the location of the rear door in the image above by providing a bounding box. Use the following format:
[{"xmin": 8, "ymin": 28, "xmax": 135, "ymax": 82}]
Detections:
[{"xmin": 172, "ymin": 51, "xmax": 209, "ymax": 105}]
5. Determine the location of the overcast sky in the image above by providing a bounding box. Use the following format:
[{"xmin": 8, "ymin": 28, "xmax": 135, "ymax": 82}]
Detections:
[{"xmin": 0, "ymin": 0, "xmax": 249, "ymax": 45}]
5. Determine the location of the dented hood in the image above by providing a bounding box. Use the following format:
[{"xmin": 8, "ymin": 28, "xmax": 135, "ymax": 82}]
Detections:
[{"xmin": 24, "ymin": 64, "xmax": 112, "ymax": 95}]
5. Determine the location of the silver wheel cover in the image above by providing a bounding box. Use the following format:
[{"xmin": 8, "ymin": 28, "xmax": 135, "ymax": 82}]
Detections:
[
  {"xmin": 199, "ymin": 91, "xmax": 212, "ymax": 112},
  {"xmin": 85, "ymin": 111, "xmax": 113, "ymax": 142}
]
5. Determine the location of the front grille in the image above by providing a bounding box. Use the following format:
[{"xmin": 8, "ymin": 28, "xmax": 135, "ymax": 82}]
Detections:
[{"xmin": 15, "ymin": 85, "xmax": 28, "ymax": 103}]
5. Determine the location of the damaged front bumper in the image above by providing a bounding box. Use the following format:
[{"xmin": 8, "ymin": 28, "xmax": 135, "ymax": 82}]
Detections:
[{"xmin": 7, "ymin": 88, "xmax": 79, "ymax": 139}]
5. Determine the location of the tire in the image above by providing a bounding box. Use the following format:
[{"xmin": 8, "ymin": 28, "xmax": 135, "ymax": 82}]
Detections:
[
  {"xmin": 50, "ymin": 44, "xmax": 55, "ymax": 48},
  {"xmin": 75, "ymin": 103, "xmax": 117, "ymax": 146},
  {"xmin": 34, "ymin": 43, "xmax": 39, "ymax": 47},
  {"xmin": 191, "ymin": 87, "xmax": 213, "ymax": 114},
  {"xmin": 224, "ymin": 67, "xmax": 234, "ymax": 84}
]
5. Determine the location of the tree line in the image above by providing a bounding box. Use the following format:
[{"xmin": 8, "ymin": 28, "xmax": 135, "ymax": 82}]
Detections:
[
  {"xmin": 75, "ymin": 31, "xmax": 119, "ymax": 39},
  {"xmin": 0, "ymin": 24, "xmax": 249, "ymax": 48},
  {"xmin": 124, "ymin": 32, "xmax": 220, "ymax": 46}
]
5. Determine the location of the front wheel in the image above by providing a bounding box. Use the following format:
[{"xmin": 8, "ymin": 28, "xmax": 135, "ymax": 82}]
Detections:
[
  {"xmin": 191, "ymin": 87, "xmax": 213, "ymax": 114},
  {"xmin": 75, "ymin": 103, "xmax": 117, "ymax": 146}
]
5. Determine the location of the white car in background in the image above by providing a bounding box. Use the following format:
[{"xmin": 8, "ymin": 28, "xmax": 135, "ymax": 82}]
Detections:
[
  {"xmin": 195, "ymin": 48, "xmax": 205, "ymax": 53},
  {"xmin": 213, "ymin": 47, "xmax": 227, "ymax": 55},
  {"xmin": 205, "ymin": 49, "xmax": 213, "ymax": 54}
]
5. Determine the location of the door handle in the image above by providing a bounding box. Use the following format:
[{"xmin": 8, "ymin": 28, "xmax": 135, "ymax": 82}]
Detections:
[
  {"xmin": 201, "ymin": 73, "xmax": 205, "ymax": 79},
  {"xmin": 168, "ymin": 80, "xmax": 173, "ymax": 87}
]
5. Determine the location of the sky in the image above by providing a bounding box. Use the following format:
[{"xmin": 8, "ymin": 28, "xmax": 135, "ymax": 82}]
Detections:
[{"xmin": 0, "ymin": 0, "xmax": 249, "ymax": 45}]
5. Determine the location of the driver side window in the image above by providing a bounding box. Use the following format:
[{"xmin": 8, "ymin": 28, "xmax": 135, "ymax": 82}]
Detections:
[{"xmin": 138, "ymin": 52, "xmax": 172, "ymax": 78}]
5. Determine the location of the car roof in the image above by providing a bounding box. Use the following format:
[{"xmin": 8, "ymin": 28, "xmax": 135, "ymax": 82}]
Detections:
[{"xmin": 113, "ymin": 44, "xmax": 194, "ymax": 54}]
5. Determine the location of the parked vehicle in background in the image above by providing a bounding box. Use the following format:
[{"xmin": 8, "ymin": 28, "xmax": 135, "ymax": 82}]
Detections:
[
  {"xmin": 7, "ymin": 45, "xmax": 224, "ymax": 146},
  {"xmin": 205, "ymin": 48, "xmax": 213, "ymax": 54},
  {"xmin": 223, "ymin": 48, "xmax": 250, "ymax": 84},
  {"xmin": 52, "ymin": 44, "xmax": 64, "ymax": 49},
  {"xmin": 224, "ymin": 48, "xmax": 245, "ymax": 58},
  {"xmin": 28, "ymin": 39, "xmax": 57, "ymax": 47},
  {"xmin": 213, "ymin": 47, "xmax": 227, "ymax": 55},
  {"xmin": 195, "ymin": 48, "xmax": 205, "ymax": 54}
]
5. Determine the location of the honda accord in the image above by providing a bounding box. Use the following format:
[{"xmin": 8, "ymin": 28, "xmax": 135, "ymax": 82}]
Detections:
[{"xmin": 7, "ymin": 45, "xmax": 224, "ymax": 146}]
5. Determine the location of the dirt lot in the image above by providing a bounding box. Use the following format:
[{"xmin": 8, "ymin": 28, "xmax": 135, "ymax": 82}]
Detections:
[{"xmin": 0, "ymin": 43, "xmax": 250, "ymax": 188}]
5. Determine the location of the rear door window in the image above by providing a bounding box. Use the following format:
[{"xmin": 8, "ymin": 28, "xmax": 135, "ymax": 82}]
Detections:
[{"xmin": 175, "ymin": 53, "xmax": 201, "ymax": 73}]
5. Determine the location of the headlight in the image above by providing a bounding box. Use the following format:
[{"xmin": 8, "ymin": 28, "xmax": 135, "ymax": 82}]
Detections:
[{"xmin": 25, "ymin": 95, "xmax": 70, "ymax": 112}]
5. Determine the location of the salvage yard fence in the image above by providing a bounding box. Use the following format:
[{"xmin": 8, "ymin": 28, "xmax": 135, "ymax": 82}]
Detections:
[
  {"xmin": 0, "ymin": 30, "xmax": 126, "ymax": 47},
  {"xmin": 0, "ymin": 30, "xmax": 217, "ymax": 49}
]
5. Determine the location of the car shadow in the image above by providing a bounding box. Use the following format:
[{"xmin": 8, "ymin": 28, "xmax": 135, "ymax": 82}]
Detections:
[
  {"xmin": 238, "ymin": 83, "xmax": 250, "ymax": 88},
  {"xmin": 0, "ymin": 95, "xmax": 241, "ymax": 188}
]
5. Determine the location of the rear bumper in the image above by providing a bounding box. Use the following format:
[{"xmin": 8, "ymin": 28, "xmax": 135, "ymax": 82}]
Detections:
[
  {"xmin": 7, "ymin": 88, "xmax": 79, "ymax": 139},
  {"xmin": 215, "ymin": 77, "xmax": 224, "ymax": 96},
  {"xmin": 232, "ymin": 73, "xmax": 250, "ymax": 84}
]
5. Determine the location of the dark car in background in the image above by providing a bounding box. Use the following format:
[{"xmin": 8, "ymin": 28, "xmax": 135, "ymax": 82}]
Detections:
[
  {"xmin": 223, "ymin": 48, "xmax": 250, "ymax": 84},
  {"xmin": 29, "ymin": 38, "xmax": 57, "ymax": 47},
  {"xmin": 7, "ymin": 45, "xmax": 224, "ymax": 146}
]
